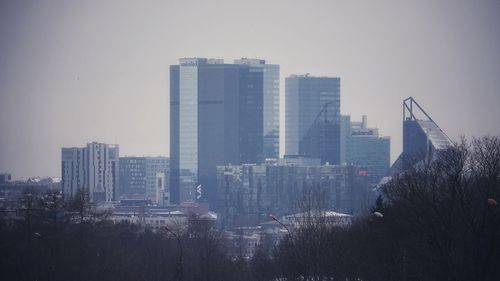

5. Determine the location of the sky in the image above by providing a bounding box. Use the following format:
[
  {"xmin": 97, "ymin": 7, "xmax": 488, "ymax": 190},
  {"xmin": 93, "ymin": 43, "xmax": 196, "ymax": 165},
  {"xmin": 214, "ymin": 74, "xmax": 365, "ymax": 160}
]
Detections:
[{"xmin": 1, "ymin": 0, "xmax": 499, "ymax": 179}]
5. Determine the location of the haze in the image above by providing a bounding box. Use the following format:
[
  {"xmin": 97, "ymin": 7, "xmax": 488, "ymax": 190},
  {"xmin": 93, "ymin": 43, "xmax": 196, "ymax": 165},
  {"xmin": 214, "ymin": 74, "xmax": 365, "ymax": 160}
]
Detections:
[{"xmin": 1, "ymin": 0, "xmax": 499, "ymax": 179}]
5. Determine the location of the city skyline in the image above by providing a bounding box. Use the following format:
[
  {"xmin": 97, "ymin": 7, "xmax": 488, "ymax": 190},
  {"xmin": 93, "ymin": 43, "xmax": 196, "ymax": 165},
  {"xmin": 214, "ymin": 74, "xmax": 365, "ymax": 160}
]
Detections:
[{"xmin": 1, "ymin": 0, "xmax": 500, "ymax": 179}]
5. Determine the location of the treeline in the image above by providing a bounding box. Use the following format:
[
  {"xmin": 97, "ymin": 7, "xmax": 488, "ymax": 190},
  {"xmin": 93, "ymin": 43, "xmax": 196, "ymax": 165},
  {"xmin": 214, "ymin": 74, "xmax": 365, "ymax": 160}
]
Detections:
[
  {"xmin": 253, "ymin": 136, "xmax": 500, "ymax": 281},
  {"xmin": 1, "ymin": 136, "xmax": 499, "ymax": 281},
  {"xmin": 0, "ymin": 190, "xmax": 243, "ymax": 281}
]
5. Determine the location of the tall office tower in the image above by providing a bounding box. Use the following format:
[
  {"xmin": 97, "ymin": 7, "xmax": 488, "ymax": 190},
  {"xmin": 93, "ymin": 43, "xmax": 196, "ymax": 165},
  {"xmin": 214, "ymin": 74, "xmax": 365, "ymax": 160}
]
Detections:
[
  {"xmin": 118, "ymin": 157, "xmax": 147, "ymax": 199},
  {"xmin": 234, "ymin": 58, "xmax": 280, "ymax": 159},
  {"xmin": 61, "ymin": 142, "xmax": 119, "ymax": 202},
  {"xmin": 285, "ymin": 74, "xmax": 341, "ymax": 164},
  {"xmin": 389, "ymin": 97, "xmax": 453, "ymax": 175},
  {"xmin": 345, "ymin": 115, "xmax": 390, "ymax": 184},
  {"xmin": 402, "ymin": 97, "xmax": 452, "ymax": 167},
  {"xmin": 145, "ymin": 157, "xmax": 169, "ymax": 205},
  {"xmin": 170, "ymin": 58, "xmax": 265, "ymax": 206}
]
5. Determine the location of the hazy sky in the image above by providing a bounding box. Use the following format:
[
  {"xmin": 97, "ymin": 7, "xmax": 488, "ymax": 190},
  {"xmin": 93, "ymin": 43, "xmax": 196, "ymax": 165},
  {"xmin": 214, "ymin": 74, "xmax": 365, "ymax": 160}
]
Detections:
[{"xmin": 1, "ymin": 0, "xmax": 499, "ymax": 179}]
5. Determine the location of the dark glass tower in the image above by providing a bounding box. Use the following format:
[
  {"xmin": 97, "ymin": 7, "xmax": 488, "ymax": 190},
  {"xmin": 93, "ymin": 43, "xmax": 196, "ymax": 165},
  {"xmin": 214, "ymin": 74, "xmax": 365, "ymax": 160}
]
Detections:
[
  {"xmin": 170, "ymin": 58, "xmax": 264, "ymax": 206},
  {"xmin": 389, "ymin": 97, "xmax": 453, "ymax": 175},
  {"xmin": 285, "ymin": 74, "xmax": 341, "ymax": 164}
]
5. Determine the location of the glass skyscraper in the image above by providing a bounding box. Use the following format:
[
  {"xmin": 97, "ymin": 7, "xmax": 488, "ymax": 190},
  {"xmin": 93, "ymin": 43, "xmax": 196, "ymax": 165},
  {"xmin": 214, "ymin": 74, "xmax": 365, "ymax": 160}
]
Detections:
[
  {"xmin": 285, "ymin": 74, "xmax": 341, "ymax": 164},
  {"xmin": 234, "ymin": 58, "xmax": 280, "ymax": 159},
  {"xmin": 170, "ymin": 58, "xmax": 271, "ymax": 206}
]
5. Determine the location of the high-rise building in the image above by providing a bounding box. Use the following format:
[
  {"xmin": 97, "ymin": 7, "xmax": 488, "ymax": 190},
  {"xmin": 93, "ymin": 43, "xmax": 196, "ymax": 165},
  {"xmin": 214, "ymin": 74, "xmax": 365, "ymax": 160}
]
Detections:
[
  {"xmin": 285, "ymin": 74, "xmax": 341, "ymax": 164},
  {"xmin": 234, "ymin": 58, "xmax": 280, "ymax": 159},
  {"xmin": 61, "ymin": 142, "xmax": 119, "ymax": 202},
  {"xmin": 344, "ymin": 115, "xmax": 390, "ymax": 184},
  {"xmin": 170, "ymin": 58, "xmax": 270, "ymax": 206},
  {"xmin": 389, "ymin": 97, "xmax": 453, "ymax": 175}
]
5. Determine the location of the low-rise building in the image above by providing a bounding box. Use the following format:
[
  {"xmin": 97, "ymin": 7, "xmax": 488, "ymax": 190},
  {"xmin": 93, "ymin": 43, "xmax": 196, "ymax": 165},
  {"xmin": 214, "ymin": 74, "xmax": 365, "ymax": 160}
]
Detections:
[{"xmin": 216, "ymin": 162, "xmax": 369, "ymax": 229}]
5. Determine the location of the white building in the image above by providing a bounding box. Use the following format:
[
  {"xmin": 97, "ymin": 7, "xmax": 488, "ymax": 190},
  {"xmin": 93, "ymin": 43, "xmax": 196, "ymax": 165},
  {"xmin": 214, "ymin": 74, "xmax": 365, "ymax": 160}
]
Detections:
[{"xmin": 61, "ymin": 142, "xmax": 119, "ymax": 202}]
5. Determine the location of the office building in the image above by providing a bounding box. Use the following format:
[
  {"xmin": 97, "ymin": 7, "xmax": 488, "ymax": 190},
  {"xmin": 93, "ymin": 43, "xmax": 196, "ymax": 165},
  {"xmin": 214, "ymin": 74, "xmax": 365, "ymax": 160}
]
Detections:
[
  {"xmin": 146, "ymin": 156, "xmax": 169, "ymax": 205},
  {"xmin": 389, "ymin": 97, "xmax": 453, "ymax": 174},
  {"xmin": 119, "ymin": 157, "xmax": 147, "ymax": 199},
  {"xmin": 216, "ymin": 162, "xmax": 369, "ymax": 229},
  {"xmin": 170, "ymin": 58, "xmax": 270, "ymax": 206},
  {"xmin": 234, "ymin": 58, "xmax": 280, "ymax": 159},
  {"xmin": 285, "ymin": 74, "xmax": 341, "ymax": 164},
  {"xmin": 119, "ymin": 156, "xmax": 169, "ymax": 205},
  {"xmin": 61, "ymin": 142, "xmax": 119, "ymax": 202},
  {"xmin": 345, "ymin": 115, "xmax": 390, "ymax": 184}
]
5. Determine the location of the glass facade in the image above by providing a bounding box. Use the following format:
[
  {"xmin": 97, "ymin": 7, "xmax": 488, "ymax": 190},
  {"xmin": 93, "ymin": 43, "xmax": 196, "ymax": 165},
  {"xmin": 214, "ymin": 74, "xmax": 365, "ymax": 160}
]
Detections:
[
  {"xmin": 217, "ymin": 163, "xmax": 370, "ymax": 228},
  {"xmin": 285, "ymin": 75, "xmax": 341, "ymax": 164},
  {"xmin": 403, "ymin": 120, "xmax": 428, "ymax": 168},
  {"xmin": 198, "ymin": 63, "xmax": 241, "ymax": 205},
  {"xmin": 170, "ymin": 58, "xmax": 268, "ymax": 207},
  {"xmin": 234, "ymin": 59, "xmax": 279, "ymax": 159},
  {"xmin": 169, "ymin": 65, "xmax": 180, "ymax": 203},
  {"xmin": 262, "ymin": 64, "xmax": 280, "ymax": 158},
  {"xmin": 238, "ymin": 66, "xmax": 264, "ymax": 164},
  {"xmin": 347, "ymin": 136, "xmax": 390, "ymax": 184},
  {"xmin": 179, "ymin": 64, "xmax": 198, "ymax": 180}
]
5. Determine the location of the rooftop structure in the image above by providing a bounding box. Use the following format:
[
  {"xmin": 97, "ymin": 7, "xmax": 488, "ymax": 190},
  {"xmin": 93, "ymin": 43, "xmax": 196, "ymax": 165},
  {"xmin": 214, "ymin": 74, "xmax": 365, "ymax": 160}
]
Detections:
[{"xmin": 389, "ymin": 97, "xmax": 453, "ymax": 175}]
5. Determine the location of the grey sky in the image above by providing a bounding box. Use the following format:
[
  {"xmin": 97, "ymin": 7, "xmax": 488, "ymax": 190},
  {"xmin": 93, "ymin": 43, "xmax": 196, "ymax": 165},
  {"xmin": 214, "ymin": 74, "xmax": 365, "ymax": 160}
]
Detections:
[{"xmin": 1, "ymin": 0, "xmax": 499, "ymax": 179}]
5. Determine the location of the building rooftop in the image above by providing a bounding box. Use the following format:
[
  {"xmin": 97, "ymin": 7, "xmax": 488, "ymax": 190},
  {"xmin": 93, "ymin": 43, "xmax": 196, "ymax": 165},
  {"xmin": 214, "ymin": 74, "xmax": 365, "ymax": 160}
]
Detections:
[{"xmin": 416, "ymin": 120, "xmax": 453, "ymax": 150}]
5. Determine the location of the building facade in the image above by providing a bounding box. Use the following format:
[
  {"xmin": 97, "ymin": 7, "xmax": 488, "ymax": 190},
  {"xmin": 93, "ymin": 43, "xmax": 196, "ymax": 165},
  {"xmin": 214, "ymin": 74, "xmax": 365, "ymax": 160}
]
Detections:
[
  {"xmin": 389, "ymin": 97, "xmax": 453, "ymax": 174},
  {"xmin": 61, "ymin": 142, "xmax": 119, "ymax": 202},
  {"xmin": 285, "ymin": 74, "xmax": 341, "ymax": 164},
  {"xmin": 145, "ymin": 157, "xmax": 169, "ymax": 205},
  {"xmin": 119, "ymin": 157, "xmax": 147, "ymax": 199},
  {"xmin": 118, "ymin": 156, "xmax": 169, "ymax": 205},
  {"xmin": 216, "ymin": 163, "xmax": 369, "ymax": 229},
  {"xmin": 234, "ymin": 58, "xmax": 280, "ymax": 159},
  {"xmin": 170, "ymin": 58, "xmax": 271, "ymax": 206},
  {"xmin": 344, "ymin": 115, "xmax": 390, "ymax": 184}
]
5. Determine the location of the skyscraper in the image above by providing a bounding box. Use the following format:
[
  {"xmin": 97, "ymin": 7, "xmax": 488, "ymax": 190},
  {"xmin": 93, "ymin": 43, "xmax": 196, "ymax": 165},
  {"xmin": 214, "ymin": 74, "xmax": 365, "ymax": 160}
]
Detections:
[
  {"xmin": 345, "ymin": 115, "xmax": 390, "ymax": 184},
  {"xmin": 61, "ymin": 142, "xmax": 119, "ymax": 202},
  {"xmin": 170, "ymin": 58, "xmax": 268, "ymax": 206},
  {"xmin": 402, "ymin": 97, "xmax": 452, "ymax": 167},
  {"xmin": 389, "ymin": 97, "xmax": 453, "ymax": 175},
  {"xmin": 285, "ymin": 74, "xmax": 341, "ymax": 164},
  {"xmin": 234, "ymin": 58, "xmax": 280, "ymax": 159}
]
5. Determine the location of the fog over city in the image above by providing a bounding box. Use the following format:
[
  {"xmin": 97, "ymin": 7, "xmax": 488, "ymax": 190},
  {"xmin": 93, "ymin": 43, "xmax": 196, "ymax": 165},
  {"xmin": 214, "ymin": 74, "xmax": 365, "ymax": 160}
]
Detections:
[{"xmin": 1, "ymin": 0, "xmax": 499, "ymax": 179}]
